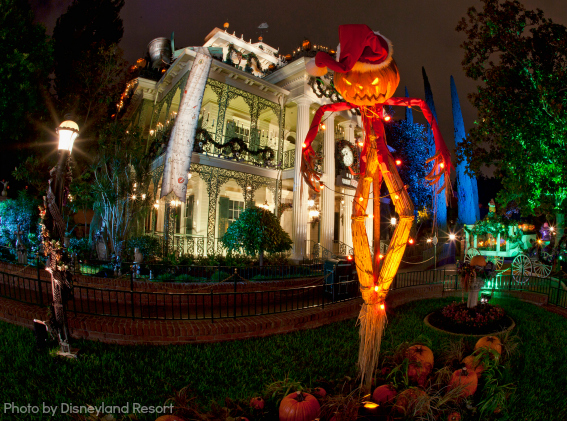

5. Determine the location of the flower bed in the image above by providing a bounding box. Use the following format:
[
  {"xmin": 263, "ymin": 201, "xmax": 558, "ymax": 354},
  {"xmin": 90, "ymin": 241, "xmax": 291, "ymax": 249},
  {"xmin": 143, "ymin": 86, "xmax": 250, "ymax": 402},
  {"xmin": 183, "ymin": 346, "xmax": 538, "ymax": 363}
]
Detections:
[{"xmin": 427, "ymin": 302, "xmax": 513, "ymax": 335}]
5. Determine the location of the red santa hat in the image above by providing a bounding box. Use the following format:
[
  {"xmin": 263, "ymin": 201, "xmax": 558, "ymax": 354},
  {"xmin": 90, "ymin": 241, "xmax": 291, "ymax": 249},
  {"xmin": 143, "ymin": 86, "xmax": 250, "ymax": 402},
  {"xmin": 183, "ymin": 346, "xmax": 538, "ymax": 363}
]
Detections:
[{"xmin": 306, "ymin": 24, "xmax": 393, "ymax": 76}]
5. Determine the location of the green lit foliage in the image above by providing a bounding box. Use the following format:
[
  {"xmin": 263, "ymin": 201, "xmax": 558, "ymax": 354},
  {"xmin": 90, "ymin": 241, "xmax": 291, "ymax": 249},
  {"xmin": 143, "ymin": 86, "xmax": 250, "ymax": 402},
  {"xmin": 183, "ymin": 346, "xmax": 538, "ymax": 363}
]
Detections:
[
  {"xmin": 0, "ymin": 191, "xmax": 40, "ymax": 251},
  {"xmin": 456, "ymin": 0, "xmax": 567, "ymax": 219},
  {"xmin": 221, "ymin": 207, "xmax": 292, "ymax": 265}
]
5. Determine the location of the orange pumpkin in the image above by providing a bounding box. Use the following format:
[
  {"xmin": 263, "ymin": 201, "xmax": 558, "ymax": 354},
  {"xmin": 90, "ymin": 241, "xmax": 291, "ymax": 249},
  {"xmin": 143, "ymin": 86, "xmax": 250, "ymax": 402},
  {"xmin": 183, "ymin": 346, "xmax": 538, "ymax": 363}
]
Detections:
[
  {"xmin": 334, "ymin": 59, "xmax": 400, "ymax": 106},
  {"xmin": 449, "ymin": 367, "xmax": 478, "ymax": 398},
  {"xmin": 302, "ymin": 39, "xmax": 312, "ymax": 51},
  {"xmin": 462, "ymin": 354, "xmax": 485, "ymax": 377},
  {"xmin": 394, "ymin": 388, "xmax": 430, "ymax": 416},
  {"xmin": 279, "ymin": 391, "xmax": 320, "ymax": 421},
  {"xmin": 407, "ymin": 344, "xmax": 434, "ymax": 385},
  {"xmin": 250, "ymin": 396, "xmax": 265, "ymax": 410},
  {"xmin": 470, "ymin": 255, "xmax": 487, "ymax": 267},
  {"xmin": 474, "ymin": 336, "xmax": 502, "ymax": 356},
  {"xmin": 372, "ymin": 384, "xmax": 397, "ymax": 404},
  {"xmin": 313, "ymin": 387, "xmax": 327, "ymax": 398}
]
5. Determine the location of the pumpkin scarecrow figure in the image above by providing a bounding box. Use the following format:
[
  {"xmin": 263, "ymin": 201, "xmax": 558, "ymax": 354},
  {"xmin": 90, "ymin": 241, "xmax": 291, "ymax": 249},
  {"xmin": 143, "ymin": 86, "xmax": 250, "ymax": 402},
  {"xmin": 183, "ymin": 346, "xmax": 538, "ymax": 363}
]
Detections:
[{"xmin": 302, "ymin": 24, "xmax": 453, "ymax": 388}]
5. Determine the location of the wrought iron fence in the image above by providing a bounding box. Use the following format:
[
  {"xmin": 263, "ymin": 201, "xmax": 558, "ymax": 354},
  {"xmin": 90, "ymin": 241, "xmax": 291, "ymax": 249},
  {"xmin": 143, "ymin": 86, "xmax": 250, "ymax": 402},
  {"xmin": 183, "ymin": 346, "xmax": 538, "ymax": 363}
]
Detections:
[
  {"xmin": 1, "ymin": 263, "xmax": 566, "ymax": 321},
  {"xmin": 282, "ymin": 149, "xmax": 295, "ymax": 169}
]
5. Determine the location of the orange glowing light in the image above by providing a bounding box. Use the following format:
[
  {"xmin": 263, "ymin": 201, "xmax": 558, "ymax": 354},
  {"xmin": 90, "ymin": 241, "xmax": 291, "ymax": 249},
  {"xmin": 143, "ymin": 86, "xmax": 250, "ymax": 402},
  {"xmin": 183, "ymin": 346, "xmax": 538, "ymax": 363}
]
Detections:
[
  {"xmin": 395, "ymin": 159, "xmax": 402, "ymax": 166},
  {"xmin": 358, "ymin": 141, "xmax": 364, "ymax": 147},
  {"xmin": 384, "ymin": 115, "xmax": 391, "ymax": 122},
  {"xmin": 440, "ymin": 162, "xmax": 445, "ymax": 169},
  {"xmin": 347, "ymin": 255, "xmax": 353, "ymax": 260},
  {"xmin": 374, "ymin": 286, "xmax": 379, "ymax": 292},
  {"xmin": 408, "ymin": 238, "xmax": 414, "ymax": 244},
  {"xmin": 394, "ymin": 194, "xmax": 399, "ymax": 200},
  {"xmin": 359, "ymin": 196, "xmax": 363, "ymax": 202},
  {"xmin": 380, "ymin": 304, "xmax": 385, "ymax": 310},
  {"xmin": 379, "ymin": 254, "xmax": 384, "ymax": 259},
  {"xmin": 302, "ymin": 143, "xmax": 307, "ymax": 148}
]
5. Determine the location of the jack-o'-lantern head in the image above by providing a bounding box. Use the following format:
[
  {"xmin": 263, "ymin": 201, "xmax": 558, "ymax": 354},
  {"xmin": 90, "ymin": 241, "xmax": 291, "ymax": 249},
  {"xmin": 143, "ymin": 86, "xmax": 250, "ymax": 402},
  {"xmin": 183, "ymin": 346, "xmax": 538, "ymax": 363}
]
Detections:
[
  {"xmin": 305, "ymin": 24, "xmax": 398, "ymax": 105},
  {"xmin": 334, "ymin": 59, "xmax": 399, "ymax": 106}
]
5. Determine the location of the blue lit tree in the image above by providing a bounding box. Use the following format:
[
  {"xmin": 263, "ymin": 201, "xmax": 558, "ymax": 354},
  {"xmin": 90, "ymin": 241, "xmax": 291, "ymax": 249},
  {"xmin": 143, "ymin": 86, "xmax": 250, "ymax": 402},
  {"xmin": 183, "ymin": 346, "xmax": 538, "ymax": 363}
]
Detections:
[
  {"xmin": 422, "ymin": 67, "xmax": 447, "ymax": 231},
  {"xmin": 385, "ymin": 88, "xmax": 431, "ymax": 217},
  {"xmin": 451, "ymin": 76, "xmax": 479, "ymax": 224}
]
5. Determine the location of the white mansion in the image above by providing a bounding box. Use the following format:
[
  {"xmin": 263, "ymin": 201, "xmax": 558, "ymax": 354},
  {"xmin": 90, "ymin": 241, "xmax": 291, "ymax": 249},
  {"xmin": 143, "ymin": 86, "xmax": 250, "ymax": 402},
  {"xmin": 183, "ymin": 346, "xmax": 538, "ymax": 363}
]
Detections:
[{"xmin": 123, "ymin": 25, "xmax": 392, "ymax": 261}]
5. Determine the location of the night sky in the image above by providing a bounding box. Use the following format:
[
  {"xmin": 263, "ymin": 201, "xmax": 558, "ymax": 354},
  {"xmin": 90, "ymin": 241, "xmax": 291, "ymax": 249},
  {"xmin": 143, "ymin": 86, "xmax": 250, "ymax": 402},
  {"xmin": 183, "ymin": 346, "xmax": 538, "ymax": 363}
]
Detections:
[{"xmin": 30, "ymin": 0, "xmax": 567, "ymax": 162}]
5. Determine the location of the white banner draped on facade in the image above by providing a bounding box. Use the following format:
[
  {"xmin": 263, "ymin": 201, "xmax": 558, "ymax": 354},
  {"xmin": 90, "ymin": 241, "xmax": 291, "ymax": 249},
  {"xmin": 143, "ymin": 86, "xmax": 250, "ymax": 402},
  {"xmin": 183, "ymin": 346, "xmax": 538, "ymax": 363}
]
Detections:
[{"xmin": 160, "ymin": 47, "xmax": 213, "ymax": 201}]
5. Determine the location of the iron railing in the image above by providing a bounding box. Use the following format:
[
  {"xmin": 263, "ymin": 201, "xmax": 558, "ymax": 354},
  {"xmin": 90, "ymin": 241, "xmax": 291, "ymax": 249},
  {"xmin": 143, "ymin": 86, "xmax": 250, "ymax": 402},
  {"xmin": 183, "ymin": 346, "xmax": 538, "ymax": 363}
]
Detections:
[{"xmin": 1, "ymin": 263, "xmax": 566, "ymax": 321}]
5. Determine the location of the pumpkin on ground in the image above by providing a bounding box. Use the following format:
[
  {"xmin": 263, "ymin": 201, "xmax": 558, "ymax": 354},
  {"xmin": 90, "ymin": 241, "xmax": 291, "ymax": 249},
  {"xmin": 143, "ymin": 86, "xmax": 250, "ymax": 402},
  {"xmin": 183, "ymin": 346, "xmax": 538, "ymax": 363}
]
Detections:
[
  {"xmin": 394, "ymin": 388, "xmax": 430, "ymax": 416},
  {"xmin": 448, "ymin": 367, "xmax": 478, "ymax": 398},
  {"xmin": 447, "ymin": 412, "xmax": 461, "ymax": 421},
  {"xmin": 407, "ymin": 344, "xmax": 434, "ymax": 385},
  {"xmin": 475, "ymin": 335, "xmax": 502, "ymax": 356},
  {"xmin": 250, "ymin": 397, "xmax": 265, "ymax": 410},
  {"xmin": 372, "ymin": 384, "xmax": 397, "ymax": 404},
  {"xmin": 462, "ymin": 354, "xmax": 485, "ymax": 377},
  {"xmin": 279, "ymin": 391, "xmax": 320, "ymax": 421},
  {"xmin": 313, "ymin": 387, "xmax": 327, "ymax": 398}
]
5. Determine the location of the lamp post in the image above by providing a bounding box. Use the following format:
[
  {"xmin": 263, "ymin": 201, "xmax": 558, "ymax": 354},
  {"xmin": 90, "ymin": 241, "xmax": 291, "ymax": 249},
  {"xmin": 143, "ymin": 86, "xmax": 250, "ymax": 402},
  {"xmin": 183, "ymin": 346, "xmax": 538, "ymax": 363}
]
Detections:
[{"xmin": 41, "ymin": 120, "xmax": 78, "ymax": 358}]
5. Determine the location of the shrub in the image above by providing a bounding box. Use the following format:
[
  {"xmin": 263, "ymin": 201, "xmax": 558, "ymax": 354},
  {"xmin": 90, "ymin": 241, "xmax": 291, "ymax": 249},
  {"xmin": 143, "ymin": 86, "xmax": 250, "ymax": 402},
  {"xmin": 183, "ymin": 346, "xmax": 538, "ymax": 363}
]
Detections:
[
  {"xmin": 126, "ymin": 235, "xmax": 162, "ymax": 261},
  {"xmin": 68, "ymin": 237, "xmax": 92, "ymax": 260}
]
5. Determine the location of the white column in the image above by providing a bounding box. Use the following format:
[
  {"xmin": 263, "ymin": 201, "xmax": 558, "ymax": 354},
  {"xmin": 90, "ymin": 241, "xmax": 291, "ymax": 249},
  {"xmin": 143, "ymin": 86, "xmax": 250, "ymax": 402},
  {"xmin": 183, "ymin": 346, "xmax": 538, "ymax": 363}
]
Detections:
[
  {"xmin": 321, "ymin": 113, "xmax": 335, "ymax": 253},
  {"xmin": 339, "ymin": 121, "xmax": 355, "ymax": 144},
  {"xmin": 291, "ymin": 97, "xmax": 311, "ymax": 261},
  {"xmin": 343, "ymin": 192, "xmax": 353, "ymax": 251}
]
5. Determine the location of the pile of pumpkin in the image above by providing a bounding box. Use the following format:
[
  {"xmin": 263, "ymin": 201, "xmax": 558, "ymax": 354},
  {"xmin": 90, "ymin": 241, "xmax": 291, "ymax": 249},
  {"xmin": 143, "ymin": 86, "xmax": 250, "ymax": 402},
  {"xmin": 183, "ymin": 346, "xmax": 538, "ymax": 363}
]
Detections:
[{"xmin": 154, "ymin": 335, "xmax": 513, "ymax": 421}]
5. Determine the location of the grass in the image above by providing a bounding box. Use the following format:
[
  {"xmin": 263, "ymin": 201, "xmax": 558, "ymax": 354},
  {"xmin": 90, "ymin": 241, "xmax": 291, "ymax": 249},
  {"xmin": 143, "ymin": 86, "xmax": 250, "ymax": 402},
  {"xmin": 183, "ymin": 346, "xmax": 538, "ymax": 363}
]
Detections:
[{"xmin": 1, "ymin": 296, "xmax": 566, "ymax": 420}]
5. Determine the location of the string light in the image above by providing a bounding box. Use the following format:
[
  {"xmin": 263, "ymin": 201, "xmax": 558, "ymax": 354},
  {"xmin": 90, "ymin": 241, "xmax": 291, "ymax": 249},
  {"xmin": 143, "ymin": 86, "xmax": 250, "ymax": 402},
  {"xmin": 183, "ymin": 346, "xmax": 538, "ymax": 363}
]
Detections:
[
  {"xmin": 394, "ymin": 194, "xmax": 400, "ymax": 200},
  {"xmin": 321, "ymin": 123, "xmax": 326, "ymax": 130},
  {"xmin": 384, "ymin": 115, "xmax": 391, "ymax": 122},
  {"xmin": 380, "ymin": 304, "xmax": 385, "ymax": 310},
  {"xmin": 379, "ymin": 254, "xmax": 384, "ymax": 259},
  {"xmin": 440, "ymin": 162, "xmax": 445, "ymax": 169},
  {"xmin": 395, "ymin": 159, "xmax": 402, "ymax": 166},
  {"xmin": 374, "ymin": 285, "xmax": 380, "ymax": 292},
  {"xmin": 408, "ymin": 238, "xmax": 414, "ymax": 244},
  {"xmin": 302, "ymin": 143, "xmax": 307, "ymax": 148},
  {"xmin": 359, "ymin": 196, "xmax": 363, "ymax": 202},
  {"xmin": 358, "ymin": 141, "xmax": 364, "ymax": 147}
]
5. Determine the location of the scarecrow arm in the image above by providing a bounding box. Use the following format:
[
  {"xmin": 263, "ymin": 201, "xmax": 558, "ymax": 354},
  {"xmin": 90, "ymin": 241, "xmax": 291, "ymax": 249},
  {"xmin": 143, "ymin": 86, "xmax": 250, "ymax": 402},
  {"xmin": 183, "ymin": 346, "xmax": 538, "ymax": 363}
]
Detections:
[
  {"xmin": 301, "ymin": 101, "xmax": 357, "ymax": 192},
  {"xmin": 384, "ymin": 97, "xmax": 453, "ymax": 194}
]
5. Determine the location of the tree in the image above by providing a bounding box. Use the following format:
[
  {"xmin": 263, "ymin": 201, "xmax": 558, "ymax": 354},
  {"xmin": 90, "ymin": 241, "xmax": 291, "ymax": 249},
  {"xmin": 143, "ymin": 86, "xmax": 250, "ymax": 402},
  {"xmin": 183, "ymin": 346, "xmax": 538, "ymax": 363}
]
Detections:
[
  {"xmin": 457, "ymin": 0, "xmax": 567, "ymax": 238},
  {"xmin": 422, "ymin": 68, "xmax": 448, "ymax": 231},
  {"xmin": 91, "ymin": 122, "xmax": 152, "ymax": 258},
  {"xmin": 52, "ymin": 0, "xmax": 126, "ymax": 137},
  {"xmin": 385, "ymin": 89, "xmax": 431, "ymax": 217},
  {"xmin": 451, "ymin": 76, "xmax": 480, "ymax": 225},
  {"xmin": 221, "ymin": 207, "xmax": 293, "ymax": 266},
  {"xmin": 0, "ymin": 0, "xmax": 52, "ymax": 179}
]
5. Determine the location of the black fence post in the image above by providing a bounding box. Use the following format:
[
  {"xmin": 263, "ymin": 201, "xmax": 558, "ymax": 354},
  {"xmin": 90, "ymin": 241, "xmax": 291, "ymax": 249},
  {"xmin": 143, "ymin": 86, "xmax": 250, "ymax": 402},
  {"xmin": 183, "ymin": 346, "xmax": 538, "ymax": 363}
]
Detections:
[
  {"xmin": 233, "ymin": 269, "xmax": 237, "ymax": 320},
  {"xmin": 37, "ymin": 253, "xmax": 43, "ymax": 306},
  {"xmin": 210, "ymin": 288, "xmax": 214, "ymax": 323},
  {"xmin": 130, "ymin": 270, "xmax": 135, "ymax": 319}
]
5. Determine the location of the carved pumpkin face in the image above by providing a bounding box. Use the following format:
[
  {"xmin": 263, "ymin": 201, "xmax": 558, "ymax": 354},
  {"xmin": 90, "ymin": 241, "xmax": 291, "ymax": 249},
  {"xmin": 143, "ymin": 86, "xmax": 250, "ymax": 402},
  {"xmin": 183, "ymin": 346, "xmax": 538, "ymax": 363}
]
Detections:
[{"xmin": 334, "ymin": 59, "xmax": 400, "ymax": 106}]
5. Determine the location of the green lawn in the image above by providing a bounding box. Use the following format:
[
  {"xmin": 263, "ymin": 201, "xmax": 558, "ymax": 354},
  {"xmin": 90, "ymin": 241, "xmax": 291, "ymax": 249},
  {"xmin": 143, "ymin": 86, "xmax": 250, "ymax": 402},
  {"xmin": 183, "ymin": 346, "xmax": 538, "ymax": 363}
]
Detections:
[{"xmin": 1, "ymin": 297, "xmax": 566, "ymax": 420}]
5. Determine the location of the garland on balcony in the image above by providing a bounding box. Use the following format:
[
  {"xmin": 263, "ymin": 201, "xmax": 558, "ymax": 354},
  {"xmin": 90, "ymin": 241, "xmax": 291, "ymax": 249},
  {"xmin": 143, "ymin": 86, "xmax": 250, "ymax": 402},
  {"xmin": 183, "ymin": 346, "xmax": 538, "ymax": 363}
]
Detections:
[
  {"xmin": 194, "ymin": 128, "xmax": 275, "ymax": 163},
  {"xmin": 463, "ymin": 216, "xmax": 526, "ymax": 249}
]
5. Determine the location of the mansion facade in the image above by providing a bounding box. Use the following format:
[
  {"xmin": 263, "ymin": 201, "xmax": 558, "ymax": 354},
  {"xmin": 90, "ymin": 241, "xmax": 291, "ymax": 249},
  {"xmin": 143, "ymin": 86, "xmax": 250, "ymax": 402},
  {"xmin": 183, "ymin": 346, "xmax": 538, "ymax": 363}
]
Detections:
[{"xmin": 123, "ymin": 27, "xmax": 392, "ymax": 261}]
